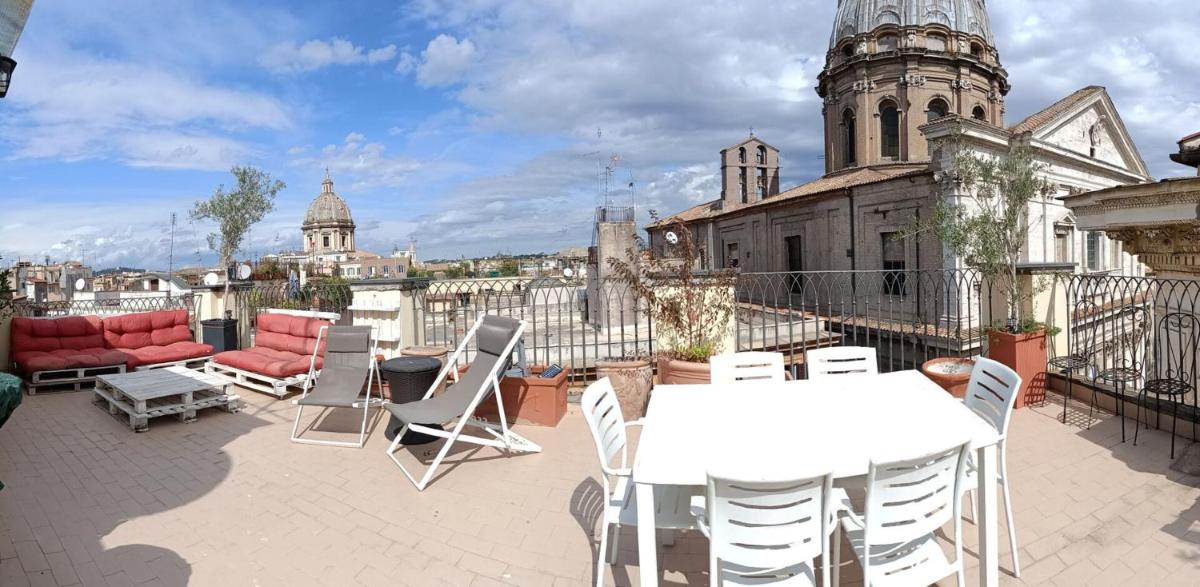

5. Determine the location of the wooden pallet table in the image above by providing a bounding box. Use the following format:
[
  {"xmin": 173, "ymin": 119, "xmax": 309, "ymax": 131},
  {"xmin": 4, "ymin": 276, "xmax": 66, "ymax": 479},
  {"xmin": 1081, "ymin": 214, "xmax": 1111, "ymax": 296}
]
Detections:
[{"xmin": 93, "ymin": 366, "xmax": 240, "ymax": 432}]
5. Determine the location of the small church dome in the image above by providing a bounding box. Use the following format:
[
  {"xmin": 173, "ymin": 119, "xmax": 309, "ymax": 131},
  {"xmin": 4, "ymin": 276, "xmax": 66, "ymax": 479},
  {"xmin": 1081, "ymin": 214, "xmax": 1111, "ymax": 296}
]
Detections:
[{"xmin": 303, "ymin": 174, "xmax": 355, "ymax": 228}]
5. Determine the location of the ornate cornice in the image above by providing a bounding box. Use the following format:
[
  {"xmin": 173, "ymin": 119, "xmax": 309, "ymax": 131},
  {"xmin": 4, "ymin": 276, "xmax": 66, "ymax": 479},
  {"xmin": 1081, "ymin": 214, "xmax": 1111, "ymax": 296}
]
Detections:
[{"xmin": 1072, "ymin": 189, "xmax": 1200, "ymax": 217}]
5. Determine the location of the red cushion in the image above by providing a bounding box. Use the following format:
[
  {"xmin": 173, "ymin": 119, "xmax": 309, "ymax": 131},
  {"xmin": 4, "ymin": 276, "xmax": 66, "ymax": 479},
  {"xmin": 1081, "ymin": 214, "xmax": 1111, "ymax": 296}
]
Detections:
[
  {"xmin": 117, "ymin": 342, "xmax": 214, "ymax": 369},
  {"xmin": 11, "ymin": 316, "xmax": 106, "ymax": 357},
  {"xmin": 253, "ymin": 313, "xmax": 330, "ymax": 357},
  {"xmin": 14, "ymin": 348, "xmax": 128, "ymax": 372},
  {"xmin": 213, "ymin": 347, "xmax": 323, "ymax": 378},
  {"xmin": 103, "ymin": 310, "xmax": 194, "ymax": 350}
]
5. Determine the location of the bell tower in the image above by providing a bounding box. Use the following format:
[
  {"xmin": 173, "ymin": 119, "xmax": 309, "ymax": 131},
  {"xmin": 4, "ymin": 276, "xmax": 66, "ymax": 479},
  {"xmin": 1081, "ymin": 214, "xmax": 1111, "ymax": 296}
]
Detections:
[{"xmin": 816, "ymin": 0, "xmax": 1010, "ymax": 173}]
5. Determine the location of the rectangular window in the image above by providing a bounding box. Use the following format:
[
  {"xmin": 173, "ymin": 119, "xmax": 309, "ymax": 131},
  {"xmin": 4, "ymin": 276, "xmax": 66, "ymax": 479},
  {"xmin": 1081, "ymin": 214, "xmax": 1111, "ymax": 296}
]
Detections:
[
  {"xmin": 739, "ymin": 169, "xmax": 747, "ymax": 204},
  {"xmin": 785, "ymin": 235, "xmax": 804, "ymax": 294},
  {"xmin": 1086, "ymin": 231, "xmax": 1102, "ymax": 271},
  {"xmin": 1055, "ymin": 233, "xmax": 1069, "ymax": 263},
  {"xmin": 758, "ymin": 169, "xmax": 768, "ymax": 199},
  {"xmin": 726, "ymin": 242, "xmax": 740, "ymax": 269},
  {"xmin": 322, "ymin": 235, "xmax": 330, "ymax": 248},
  {"xmin": 382, "ymin": 265, "xmax": 390, "ymax": 275},
  {"xmin": 882, "ymin": 232, "xmax": 906, "ymax": 296}
]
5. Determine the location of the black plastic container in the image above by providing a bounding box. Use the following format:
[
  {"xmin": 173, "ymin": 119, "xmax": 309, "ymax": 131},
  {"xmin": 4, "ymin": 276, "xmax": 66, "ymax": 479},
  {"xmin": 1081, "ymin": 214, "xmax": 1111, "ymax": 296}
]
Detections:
[{"xmin": 200, "ymin": 318, "xmax": 240, "ymax": 353}]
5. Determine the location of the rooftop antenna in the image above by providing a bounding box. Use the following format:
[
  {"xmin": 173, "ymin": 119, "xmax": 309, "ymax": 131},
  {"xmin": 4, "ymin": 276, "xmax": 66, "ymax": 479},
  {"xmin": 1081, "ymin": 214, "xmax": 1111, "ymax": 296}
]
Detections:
[{"xmin": 167, "ymin": 212, "xmax": 176, "ymax": 298}]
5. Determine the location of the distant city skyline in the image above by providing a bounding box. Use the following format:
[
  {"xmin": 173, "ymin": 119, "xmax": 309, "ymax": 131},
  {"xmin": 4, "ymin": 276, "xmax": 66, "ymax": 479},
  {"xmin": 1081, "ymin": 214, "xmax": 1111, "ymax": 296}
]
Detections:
[{"xmin": 2, "ymin": 0, "xmax": 1197, "ymax": 269}]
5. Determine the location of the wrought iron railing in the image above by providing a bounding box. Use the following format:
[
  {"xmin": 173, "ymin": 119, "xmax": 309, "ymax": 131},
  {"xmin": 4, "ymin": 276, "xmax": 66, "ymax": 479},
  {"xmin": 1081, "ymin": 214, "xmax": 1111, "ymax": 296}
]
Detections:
[
  {"xmin": 416, "ymin": 276, "xmax": 653, "ymax": 386},
  {"xmin": 230, "ymin": 280, "xmax": 355, "ymax": 347},
  {"xmin": 1058, "ymin": 274, "xmax": 1200, "ymax": 424},
  {"xmin": 10, "ymin": 294, "xmax": 195, "ymax": 319},
  {"xmin": 737, "ymin": 270, "xmax": 991, "ymax": 377}
]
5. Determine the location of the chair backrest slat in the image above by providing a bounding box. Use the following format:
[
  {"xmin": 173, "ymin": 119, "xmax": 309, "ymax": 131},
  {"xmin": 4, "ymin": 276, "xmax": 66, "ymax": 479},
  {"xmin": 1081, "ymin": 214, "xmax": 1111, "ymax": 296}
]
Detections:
[
  {"xmin": 805, "ymin": 346, "xmax": 878, "ymax": 380},
  {"xmin": 707, "ymin": 471, "xmax": 832, "ymax": 583},
  {"xmin": 582, "ymin": 378, "xmax": 628, "ymax": 474},
  {"xmin": 710, "ymin": 352, "xmax": 786, "ymax": 385},
  {"xmin": 864, "ymin": 441, "xmax": 968, "ymax": 549},
  {"xmin": 964, "ymin": 357, "xmax": 1021, "ymax": 437}
]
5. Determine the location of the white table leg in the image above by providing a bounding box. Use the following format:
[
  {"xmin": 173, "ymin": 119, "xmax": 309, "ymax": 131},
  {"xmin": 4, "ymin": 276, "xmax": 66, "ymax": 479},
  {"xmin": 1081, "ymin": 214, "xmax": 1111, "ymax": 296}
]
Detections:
[
  {"xmin": 976, "ymin": 444, "xmax": 999, "ymax": 587},
  {"xmin": 636, "ymin": 481, "xmax": 658, "ymax": 586}
]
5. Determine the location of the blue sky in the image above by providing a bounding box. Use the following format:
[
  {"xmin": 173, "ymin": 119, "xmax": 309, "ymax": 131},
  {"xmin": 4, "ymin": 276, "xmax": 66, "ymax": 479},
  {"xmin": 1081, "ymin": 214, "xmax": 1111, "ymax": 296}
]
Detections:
[{"xmin": 1, "ymin": 0, "xmax": 1198, "ymax": 270}]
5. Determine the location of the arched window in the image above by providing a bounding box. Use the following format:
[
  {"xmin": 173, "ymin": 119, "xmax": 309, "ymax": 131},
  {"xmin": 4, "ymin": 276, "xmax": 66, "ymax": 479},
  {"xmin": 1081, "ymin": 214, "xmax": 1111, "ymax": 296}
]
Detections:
[
  {"xmin": 738, "ymin": 147, "xmax": 746, "ymax": 164},
  {"xmin": 971, "ymin": 42, "xmax": 985, "ymax": 60},
  {"xmin": 927, "ymin": 35, "xmax": 946, "ymax": 52},
  {"xmin": 879, "ymin": 100, "xmax": 900, "ymax": 159},
  {"xmin": 756, "ymin": 145, "xmax": 767, "ymax": 165},
  {"xmin": 927, "ymin": 98, "xmax": 949, "ymax": 123},
  {"xmin": 972, "ymin": 105, "xmax": 987, "ymax": 122},
  {"xmin": 841, "ymin": 43, "xmax": 854, "ymax": 58},
  {"xmin": 877, "ymin": 35, "xmax": 898, "ymax": 52},
  {"xmin": 842, "ymin": 109, "xmax": 857, "ymax": 166}
]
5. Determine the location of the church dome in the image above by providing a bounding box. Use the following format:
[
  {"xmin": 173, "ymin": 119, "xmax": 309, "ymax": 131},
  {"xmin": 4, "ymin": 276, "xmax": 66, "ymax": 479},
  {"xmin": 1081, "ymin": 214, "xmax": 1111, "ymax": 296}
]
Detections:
[
  {"xmin": 830, "ymin": 0, "xmax": 994, "ymax": 48},
  {"xmin": 303, "ymin": 174, "xmax": 354, "ymax": 227}
]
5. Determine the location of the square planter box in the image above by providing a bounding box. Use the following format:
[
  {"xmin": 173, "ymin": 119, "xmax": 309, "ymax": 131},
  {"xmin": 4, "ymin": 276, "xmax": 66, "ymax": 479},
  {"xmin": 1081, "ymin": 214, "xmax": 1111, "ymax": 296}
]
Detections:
[
  {"xmin": 988, "ymin": 329, "xmax": 1047, "ymax": 409},
  {"xmin": 475, "ymin": 365, "xmax": 568, "ymax": 427}
]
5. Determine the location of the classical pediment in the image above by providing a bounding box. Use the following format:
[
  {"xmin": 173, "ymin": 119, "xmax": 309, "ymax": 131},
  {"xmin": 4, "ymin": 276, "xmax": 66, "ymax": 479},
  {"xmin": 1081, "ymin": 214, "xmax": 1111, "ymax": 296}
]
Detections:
[{"xmin": 1022, "ymin": 87, "xmax": 1151, "ymax": 179}]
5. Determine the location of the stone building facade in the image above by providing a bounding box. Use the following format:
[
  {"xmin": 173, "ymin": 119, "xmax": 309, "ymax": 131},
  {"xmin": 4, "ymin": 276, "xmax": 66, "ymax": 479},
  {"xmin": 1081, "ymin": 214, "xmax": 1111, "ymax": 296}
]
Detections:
[{"xmin": 649, "ymin": 0, "xmax": 1150, "ymax": 294}]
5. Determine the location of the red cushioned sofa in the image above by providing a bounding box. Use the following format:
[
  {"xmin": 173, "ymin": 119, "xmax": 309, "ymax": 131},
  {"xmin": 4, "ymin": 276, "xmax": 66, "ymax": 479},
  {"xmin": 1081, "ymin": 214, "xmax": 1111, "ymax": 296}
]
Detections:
[
  {"xmin": 10, "ymin": 315, "xmax": 127, "ymax": 392},
  {"xmin": 206, "ymin": 311, "xmax": 332, "ymax": 398},
  {"xmin": 102, "ymin": 309, "xmax": 213, "ymax": 370},
  {"xmin": 10, "ymin": 309, "xmax": 211, "ymax": 394}
]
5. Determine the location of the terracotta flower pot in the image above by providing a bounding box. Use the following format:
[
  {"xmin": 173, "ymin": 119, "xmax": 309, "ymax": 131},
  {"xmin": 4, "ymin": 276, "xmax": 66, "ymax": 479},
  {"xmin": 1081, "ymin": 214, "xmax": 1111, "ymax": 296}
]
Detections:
[
  {"xmin": 921, "ymin": 357, "xmax": 976, "ymax": 399},
  {"xmin": 596, "ymin": 358, "xmax": 654, "ymax": 421},
  {"xmin": 657, "ymin": 356, "xmax": 711, "ymax": 385},
  {"xmin": 475, "ymin": 365, "xmax": 568, "ymax": 427},
  {"xmin": 987, "ymin": 329, "xmax": 1048, "ymax": 409}
]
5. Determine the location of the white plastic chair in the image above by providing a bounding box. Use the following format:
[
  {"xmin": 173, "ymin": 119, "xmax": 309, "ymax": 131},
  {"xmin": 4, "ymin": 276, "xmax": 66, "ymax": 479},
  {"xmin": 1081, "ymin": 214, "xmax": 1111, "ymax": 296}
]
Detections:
[
  {"xmin": 694, "ymin": 470, "xmax": 838, "ymax": 586},
  {"xmin": 962, "ymin": 357, "xmax": 1023, "ymax": 577},
  {"xmin": 710, "ymin": 352, "xmax": 787, "ymax": 385},
  {"xmin": 833, "ymin": 439, "xmax": 971, "ymax": 587},
  {"xmin": 805, "ymin": 347, "xmax": 878, "ymax": 380},
  {"xmin": 581, "ymin": 378, "xmax": 699, "ymax": 587}
]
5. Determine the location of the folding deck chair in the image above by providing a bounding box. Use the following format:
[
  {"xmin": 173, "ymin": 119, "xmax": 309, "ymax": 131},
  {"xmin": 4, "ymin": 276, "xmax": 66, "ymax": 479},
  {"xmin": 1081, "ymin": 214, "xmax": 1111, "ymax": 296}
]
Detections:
[
  {"xmin": 384, "ymin": 315, "xmax": 542, "ymax": 491},
  {"xmin": 290, "ymin": 325, "xmax": 384, "ymax": 448}
]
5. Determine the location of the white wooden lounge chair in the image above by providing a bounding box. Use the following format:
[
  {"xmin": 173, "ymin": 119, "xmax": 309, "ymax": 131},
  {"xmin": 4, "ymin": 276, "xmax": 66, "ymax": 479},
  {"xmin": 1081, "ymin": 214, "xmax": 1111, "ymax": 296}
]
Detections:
[
  {"xmin": 709, "ymin": 352, "xmax": 787, "ymax": 384},
  {"xmin": 383, "ymin": 315, "xmax": 542, "ymax": 491},
  {"xmin": 289, "ymin": 325, "xmax": 384, "ymax": 448}
]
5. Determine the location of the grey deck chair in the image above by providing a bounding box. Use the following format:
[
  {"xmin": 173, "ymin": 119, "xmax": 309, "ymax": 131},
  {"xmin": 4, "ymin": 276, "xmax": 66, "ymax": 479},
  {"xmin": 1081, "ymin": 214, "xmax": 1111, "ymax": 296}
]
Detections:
[
  {"xmin": 290, "ymin": 325, "xmax": 384, "ymax": 448},
  {"xmin": 384, "ymin": 314, "xmax": 542, "ymax": 491}
]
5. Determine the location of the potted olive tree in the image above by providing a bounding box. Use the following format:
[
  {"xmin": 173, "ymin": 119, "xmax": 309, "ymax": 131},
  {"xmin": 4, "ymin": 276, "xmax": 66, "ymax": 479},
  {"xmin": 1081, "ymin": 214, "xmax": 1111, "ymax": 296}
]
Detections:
[
  {"xmin": 608, "ymin": 216, "xmax": 737, "ymax": 385},
  {"xmin": 191, "ymin": 165, "xmax": 284, "ymax": 352},
  {"xmin": 909, "ymin": 139, "xmax": 1056, "ymax": 407}
]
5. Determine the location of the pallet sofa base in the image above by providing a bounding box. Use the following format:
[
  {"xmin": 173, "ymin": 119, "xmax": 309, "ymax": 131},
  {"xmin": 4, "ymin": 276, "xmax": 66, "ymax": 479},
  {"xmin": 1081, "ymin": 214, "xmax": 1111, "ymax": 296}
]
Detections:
[
  {"xmin": 25, "ymin": 364, "xmax": 127, "ymax": 395},
  {"xmin": 204, "ymin": 362, "xmax": 310, "ymax": 398},
  {"xmin": 134, "ymin": 356, "xmax": 213, "ymax": 372}
]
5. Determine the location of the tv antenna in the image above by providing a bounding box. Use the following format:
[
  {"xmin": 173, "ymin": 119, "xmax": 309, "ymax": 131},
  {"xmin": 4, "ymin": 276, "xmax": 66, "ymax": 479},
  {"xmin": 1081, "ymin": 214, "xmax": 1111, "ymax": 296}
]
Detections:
[{"xmin": 167, "ymin": 212, "xmax": 177, "ymax": 298}]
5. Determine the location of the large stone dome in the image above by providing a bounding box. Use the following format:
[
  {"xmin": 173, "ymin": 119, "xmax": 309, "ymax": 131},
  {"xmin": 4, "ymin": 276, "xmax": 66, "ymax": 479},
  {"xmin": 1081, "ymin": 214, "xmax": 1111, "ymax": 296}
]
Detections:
[
  {"xmin": 303, "ymin": 174, "xmax": 354, "ymax": 228},
  {"xmin": 830, "ymin": 0, "xmax": 994, "ymax": 48}
]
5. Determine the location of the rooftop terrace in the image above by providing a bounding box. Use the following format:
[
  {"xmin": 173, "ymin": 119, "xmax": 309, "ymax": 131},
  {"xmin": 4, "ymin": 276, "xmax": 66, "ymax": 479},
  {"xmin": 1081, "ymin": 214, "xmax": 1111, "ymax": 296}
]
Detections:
[{"xmin": 1, "ymin": 387, "xmax": 1198, "ymax": 586}]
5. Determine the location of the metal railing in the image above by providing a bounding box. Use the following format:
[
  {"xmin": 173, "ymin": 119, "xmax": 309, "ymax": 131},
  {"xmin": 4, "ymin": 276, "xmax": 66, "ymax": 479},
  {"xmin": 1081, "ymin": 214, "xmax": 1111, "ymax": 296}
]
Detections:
[
  {"xmin": 1059, "ymin": 274, "xmax": 1200, "ymax": 424},
  {"xmin": 10, "ymin": 294, "xmax": 195, "ymax": 318},
  {"xmin": 737, "ymin": 270, "xmax": 991, "ymax": 376},
  {"xmin": 230, "ymin": 280, "xmax": 355, "ymax": 348},
  {"xmin": 416, "ymin": 276, "xmax": 653, "ymax": 385}
]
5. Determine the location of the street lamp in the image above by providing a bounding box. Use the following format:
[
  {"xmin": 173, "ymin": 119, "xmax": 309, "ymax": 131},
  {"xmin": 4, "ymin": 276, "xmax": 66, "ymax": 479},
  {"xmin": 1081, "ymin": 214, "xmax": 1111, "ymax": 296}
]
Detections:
[{"xmin": 0, "ymin": 0, "xmax": 34, "ymax": 98}]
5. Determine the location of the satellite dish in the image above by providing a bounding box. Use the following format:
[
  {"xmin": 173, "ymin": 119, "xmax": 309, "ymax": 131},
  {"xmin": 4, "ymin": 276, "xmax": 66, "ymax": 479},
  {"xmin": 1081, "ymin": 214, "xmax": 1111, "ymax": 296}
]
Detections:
[
  {"xmin": 203, "ymin": 272, "xmax": 220, "ymax": 286},
  {"xmin": 563, "ymin": 268, "xmax": 574, "ymax": 278},
  {"xmin": 74, "ymin": 278, "xmax": 86, "ymax": 291},
  {"xmin": 237, "ymin": 263, "xmax": 252, "ymax": 280},
  {"xmin": 665, "ymin": 231, "xmax": 679, "ymax": 245}
]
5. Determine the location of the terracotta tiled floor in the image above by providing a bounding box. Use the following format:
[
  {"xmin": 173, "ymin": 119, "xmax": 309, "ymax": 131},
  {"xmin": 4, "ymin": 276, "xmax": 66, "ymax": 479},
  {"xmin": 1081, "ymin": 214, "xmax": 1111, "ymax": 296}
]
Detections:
[{"xmin": 1, "ymin": 384, "xmax": 1199, "ymax": 586}]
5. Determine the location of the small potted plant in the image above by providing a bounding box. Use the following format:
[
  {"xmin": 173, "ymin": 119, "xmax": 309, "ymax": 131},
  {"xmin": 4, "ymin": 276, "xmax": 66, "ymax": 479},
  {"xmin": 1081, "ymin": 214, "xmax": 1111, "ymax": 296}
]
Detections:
[
  {"xmin": 921, "ymin": 356, "xmax": 976, "ymax": 398},
  {"xmin": 596, "ymin": 352, "xmax": 653, "ymax": 420},
  {"xmin": 909, "ymin": 134, "xmax": 1057, "ymax": 408},
  {"xmin": 608, "ymin": 214, "xmax": 738, "ymax": 385}
]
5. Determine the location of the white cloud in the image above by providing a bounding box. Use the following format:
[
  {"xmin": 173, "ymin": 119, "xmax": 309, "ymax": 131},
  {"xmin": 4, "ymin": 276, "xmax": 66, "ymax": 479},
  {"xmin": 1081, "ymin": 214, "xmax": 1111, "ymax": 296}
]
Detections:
[
  {"xmin": 290, "ymin": 133, "xmax": 422, "ymax": 190},
  {"xmin": 394, "ymin": 51, "xmax": 418, "ymax": 74},
  {"xmin": 414, "ymin": 34, "xmax": 477, "ymax": 87},
  {"xmin": 5, "ymin": 48, "xmax": 290, "ymax": 170},
  {"xmin": 259, "ymin": 37, "xmax": 398, "ymax": 73}
]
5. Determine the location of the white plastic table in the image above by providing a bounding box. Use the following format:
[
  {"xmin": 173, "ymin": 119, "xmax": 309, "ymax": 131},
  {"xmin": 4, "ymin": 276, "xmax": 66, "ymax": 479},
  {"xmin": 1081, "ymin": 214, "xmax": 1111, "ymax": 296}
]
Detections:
[{"xmin": 633, "ymin": 370, "xmax": 1002, "ymax": 586}]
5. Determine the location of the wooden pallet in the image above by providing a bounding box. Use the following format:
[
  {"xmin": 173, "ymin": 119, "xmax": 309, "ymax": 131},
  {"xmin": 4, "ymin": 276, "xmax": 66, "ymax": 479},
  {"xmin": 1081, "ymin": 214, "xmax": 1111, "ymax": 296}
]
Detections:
[
  {"xmin": 93, "ymin": 367, "xmax": 240, "ymax": 432},
  {"xmin": 205, "ymin": 362, "xmax": 310, "ymax": 398},
  {"xmin": 26, "ymin": 364, "xmax": 127, "ymax": 395},
  {"xmin": 134, "ymin": 356, "xmax": 213, "ymax": 372}
]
